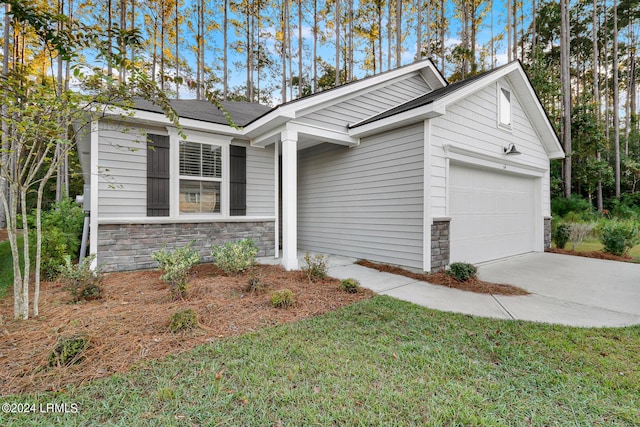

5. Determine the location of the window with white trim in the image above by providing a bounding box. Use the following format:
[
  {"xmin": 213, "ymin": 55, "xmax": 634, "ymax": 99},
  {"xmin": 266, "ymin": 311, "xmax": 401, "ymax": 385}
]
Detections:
[
  {"xmin": 499, "ymin": 87, "xmax": 512, "ymax": 128},
  {"xmin": 179, "ymin": 141, "xmax": 222, "ymax": 213}
]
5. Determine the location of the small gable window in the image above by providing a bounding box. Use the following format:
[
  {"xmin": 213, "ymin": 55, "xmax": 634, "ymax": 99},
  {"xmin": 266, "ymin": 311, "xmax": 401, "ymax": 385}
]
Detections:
[{"xmin": 499, "ymin": 87, "xmax": 512, "ymax": 128}]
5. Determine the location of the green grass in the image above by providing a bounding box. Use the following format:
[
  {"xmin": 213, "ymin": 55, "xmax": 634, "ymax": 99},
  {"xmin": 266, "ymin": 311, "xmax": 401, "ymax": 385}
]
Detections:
[
  {"xmin": 1, "ymin": 296, "xmax": 638, "ymax": 426},
  {"xmin": 572, "ymin": 238, "xmax": 640, "ymax": 259},
  {"xmin": 0, "ymin": 237, "xmax": 25, "ymax": 298}
]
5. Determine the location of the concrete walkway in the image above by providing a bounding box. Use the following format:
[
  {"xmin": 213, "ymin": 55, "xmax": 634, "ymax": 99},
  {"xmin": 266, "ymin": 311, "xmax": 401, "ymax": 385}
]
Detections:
[{"xmin": 263, "ymin": 252, "xmax": 640, "ymax": 328}]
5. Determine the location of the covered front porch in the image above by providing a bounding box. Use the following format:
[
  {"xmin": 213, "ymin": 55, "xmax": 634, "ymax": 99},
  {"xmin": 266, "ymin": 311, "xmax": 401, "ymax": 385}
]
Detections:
[{"xmin": 251, "ymin": 124, "xmax": 359, "ymax": 271}]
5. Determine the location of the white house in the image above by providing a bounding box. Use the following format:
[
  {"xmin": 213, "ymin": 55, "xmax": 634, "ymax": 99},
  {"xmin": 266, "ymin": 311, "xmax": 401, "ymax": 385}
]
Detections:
[{"xmin": 76, "ymin": 59, "xmax": 564, "ymax": 272}]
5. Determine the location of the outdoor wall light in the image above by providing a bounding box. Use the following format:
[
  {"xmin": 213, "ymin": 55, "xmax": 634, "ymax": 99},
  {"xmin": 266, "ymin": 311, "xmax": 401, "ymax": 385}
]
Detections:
[{"xmin": 503, "ymin": 143, "xmax": 521, "ymax": 155}]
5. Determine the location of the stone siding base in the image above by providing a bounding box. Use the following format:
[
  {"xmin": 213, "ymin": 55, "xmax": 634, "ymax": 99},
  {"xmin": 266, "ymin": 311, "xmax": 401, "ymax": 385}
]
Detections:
[
  {"xmin": 97, "ymin": 221, "xmax": 275, "ymax": 272},
  {"xmin": 431, "ymin": 218, "xmax": 451, "ymax": 272},
  {"xmin": 544, "ymin": 216, "xmax": 552, "ymax": 250}
]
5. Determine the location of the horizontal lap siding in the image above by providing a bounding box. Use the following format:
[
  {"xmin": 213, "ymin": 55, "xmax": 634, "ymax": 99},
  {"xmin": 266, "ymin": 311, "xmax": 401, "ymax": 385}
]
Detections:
[
  {"xmin": 298, "ymin": 123, "xmax": 424, "ymax": 269},
  {"xmin": 296, "ymin": 75, "xmax": 431, "ymax": 131},
  {"xmin": 98, "ymin": 123, "xmax": 148, "ymax": 217},
  {"xmin": 430, "ymin": 80, "xmax": 551, "ymax": 218},
  {"xmin": 246, "ymin": 145, "xmax": 275, "ymax": 216}
]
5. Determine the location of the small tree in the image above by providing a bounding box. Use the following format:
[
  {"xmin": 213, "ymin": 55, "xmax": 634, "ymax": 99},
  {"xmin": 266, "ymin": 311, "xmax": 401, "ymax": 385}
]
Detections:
[
  {"xmin": 0, "ymin": 3, "xmax": 180, "ymax": 319},
  {"xmin": 567, "ymin": 222, "xmax": 596, "ymax": 251}
]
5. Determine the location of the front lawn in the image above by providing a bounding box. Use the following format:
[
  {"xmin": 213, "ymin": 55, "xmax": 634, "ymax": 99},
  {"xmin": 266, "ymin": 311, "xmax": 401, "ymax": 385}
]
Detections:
[
  {"xmin": 574, "ymin": 238, "xmax": 640, "ymax": 260},
  {"xmin": 2, "ymin": 296, "xmax": 638, "ymax": 426}
]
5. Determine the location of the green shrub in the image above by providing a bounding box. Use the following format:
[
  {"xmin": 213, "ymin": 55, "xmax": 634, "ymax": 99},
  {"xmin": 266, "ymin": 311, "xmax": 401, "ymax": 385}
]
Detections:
[
  {"xmin": 37, "ymin": 228, "xmax": 73, "ymax": 281},
  {"xmin": 58, "ymin": 255, "xmax": 103, "ymax": 302},
  {"xmin": 42, "ymin": 198, "xmax": 85, "ymax": 235},
  {"xmin": 152, "ymin": 243, "xmax": 202, "ymax": 300},
  {"xmin": 302, "ymin": 253, "xmax": 328, "ymax": 283},
  {"xmin": 446, "ymin": 262, "xmax": 477, "ymax": 282},
  {"xmin": 169, "ymin": 308, "xmax": 198, "ymax": 333},
  {"xmin": 211, "ymin": 239, "xmax": 259, "ymax": 275},
  {"xmin": 552, "ymin": 223, "xmax": 571, "ymax": 249},
  {"xmin": 48, "ymin": 333, "xmax": 90, "ymax": 367},
  {"xmin": 271, "ymin": 289, "xmax": 295, "ymax": 308},
  {"xmin": 26, "ymin": 199, "xmax": 86, "ymax": 281},
  {"xmin": 551, "ymin": 195, "xmax": 593, "ymax": 219},
  {"xmin": 600, "ymin": 221, "xmax": 640, "ymax": 256},
  {"xmin": 340, "ymin": 278, "xmax": 361, "ymax": 293}
]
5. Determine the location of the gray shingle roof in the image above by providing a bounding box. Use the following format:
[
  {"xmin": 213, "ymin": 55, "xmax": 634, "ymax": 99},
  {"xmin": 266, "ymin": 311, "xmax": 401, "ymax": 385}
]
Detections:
[
  {"xmin": 133, "ymin": 98, "xmax": 273, "ymax": 127},
  {"xmin": 349, "ymin": 64, "xmax": 510, "ymax": 129}
]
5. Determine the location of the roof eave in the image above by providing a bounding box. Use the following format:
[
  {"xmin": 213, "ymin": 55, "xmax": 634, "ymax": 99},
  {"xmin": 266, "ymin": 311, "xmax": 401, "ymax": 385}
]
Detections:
[{"xmin": 348, "ymin": 104, "xmax": 445, "ymax": 138}]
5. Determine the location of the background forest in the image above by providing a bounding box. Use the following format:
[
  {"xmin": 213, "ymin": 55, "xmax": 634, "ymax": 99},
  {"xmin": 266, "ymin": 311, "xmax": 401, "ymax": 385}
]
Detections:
[{"xmin": 0, "ymin": 0, "xmax": 639, "ymax": 212}]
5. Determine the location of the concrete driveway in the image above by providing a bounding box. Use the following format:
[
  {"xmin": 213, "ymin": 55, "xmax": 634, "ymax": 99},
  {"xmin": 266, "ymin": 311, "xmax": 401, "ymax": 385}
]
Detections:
[{"xmin": 323, "ymin": 252, "xmax": 640, "ymax": 328}]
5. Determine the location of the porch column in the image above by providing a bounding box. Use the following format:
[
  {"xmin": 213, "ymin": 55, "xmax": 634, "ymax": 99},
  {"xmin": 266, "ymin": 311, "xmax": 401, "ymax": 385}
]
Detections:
[{"xmin": 281, "ymin": 129, "xmax": 299, "ymax": 270}]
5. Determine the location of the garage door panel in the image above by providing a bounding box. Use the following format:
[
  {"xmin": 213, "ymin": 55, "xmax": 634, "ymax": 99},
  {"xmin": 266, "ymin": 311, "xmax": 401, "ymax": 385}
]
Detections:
[{"xmin": 450, "ymin": 165, "xmax": 536, "ymax": 264}]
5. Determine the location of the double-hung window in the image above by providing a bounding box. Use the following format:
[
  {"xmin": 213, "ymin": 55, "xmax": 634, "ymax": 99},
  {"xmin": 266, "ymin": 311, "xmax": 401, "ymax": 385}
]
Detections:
[{"xmin": 179, "ymin": 141, "xmax": 222, "ymax": 213}]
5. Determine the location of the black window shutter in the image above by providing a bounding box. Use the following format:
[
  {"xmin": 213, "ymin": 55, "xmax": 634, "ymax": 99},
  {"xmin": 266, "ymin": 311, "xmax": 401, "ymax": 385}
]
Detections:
[
  {"xmin": 147, "ymin": 134, "xmax": 170, "ymax": 217},
  {"xmin": 230, "ymin": 145, "xmax": 247, "ymax": 216}
]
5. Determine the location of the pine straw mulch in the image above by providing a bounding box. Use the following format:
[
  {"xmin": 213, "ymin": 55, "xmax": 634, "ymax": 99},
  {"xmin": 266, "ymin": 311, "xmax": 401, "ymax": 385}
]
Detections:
[
  {"xmin": 547, "ymin": 248, "xmax": 639, "ymax": 263},
  {"xmin": 356, "ymin": 260, "xmax": 529, "ymax": 296},
  {"xmin": 0, "ymin": 263, "xmax": 374, "ymax": 395}
]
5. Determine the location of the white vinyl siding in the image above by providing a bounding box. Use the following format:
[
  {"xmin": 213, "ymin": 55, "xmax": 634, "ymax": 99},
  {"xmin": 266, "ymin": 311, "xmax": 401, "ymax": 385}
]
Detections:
[
  {"xmin": 295, "ymin": 74, "xmax": 431, "ymax": 132},
  {"xmin": 430, "ymin": 79, "xmax": 551, "ymax": 218},
  {"xmin": 246, "ymin": 145, "xmax": 275, "ymax": 216},
  {"xmin": 97, "ymin": 122, "xmax": 150, "ymax": 217},
  {"xmin": 298, "ymin": 123, "xmax": 424, "ymax": 269}
]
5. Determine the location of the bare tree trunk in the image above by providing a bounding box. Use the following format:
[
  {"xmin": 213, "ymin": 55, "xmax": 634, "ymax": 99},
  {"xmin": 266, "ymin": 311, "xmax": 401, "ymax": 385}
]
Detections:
[
  {"xmin": 313, "ymin": 0, "xmax": 317, "ymax": 92},
  {"xmin": 347, "ymin": 0, "xmax": 353, "ymax": 80},
  {"xmin": 0, "ymin": 3, "xmax": 10, "ymax": 229},
  {"xmin": 532, "ymin": 0, "xmax": 537, "ymax": 55},
  {"xmin": 613, "ymin": 0, "xmax": 620, "ymax": 197},
  {"xmin": 387, "ymin": 0, "xmax": 391, "ymax": 71},
  {"xmin": 560, "ymin": 0, "xmax": 572, "ymax": 197},
  {"xmin": 223, "ymin": 0, "xmax": 228, "ymax": 100},
  {"xmin": 56, "ymin": 0, "xmax": 64, "ymax": 202},
  {"xmin": 440, "ymin": 0, "xmax": 445, "ymax": 72},
  {"xmin": 287, "ymin": 2, "xmax": 293, "ymax": 99},
  {"xmin": 336, "ymin": 0, "xmax": 341, "ymax": 86},
  {"xmin": 377, "ymin": 0, "xmax": 383, "ymax": 72},
  {"xmin": 175, "ymin": 0, "xmax": 180, "ymax": 99},
  {"xmin": 593, "ymin": 0, "xmax": 603, "ymax": 211},
  {"xmin": 416, "ymin": 0, "xmax": 422, "ymax": 60},
  {"xmin": 298, "ymin": 0, "xmax": 303, "ymax": 96},
  {"xmin": 625, "ymin": 22, "xmax": 635, "ymax": 156},
  {"xmin": 281, "ymin": 0, "xmax": 287, "ymax": 102},
  {"xmin": 120, "ymin": 0, "xmax": 126, "ymax": 82},
  {"xmin": 512, "ymin": 0, "xmax": 518, "ymax": 62},
  {"xmin": 395, "ymin": 0, "xmax": 401, "ymax": 67},
  {"xmin": 507, "ymin": 0, "xmax": 512, "ymax": 62}
]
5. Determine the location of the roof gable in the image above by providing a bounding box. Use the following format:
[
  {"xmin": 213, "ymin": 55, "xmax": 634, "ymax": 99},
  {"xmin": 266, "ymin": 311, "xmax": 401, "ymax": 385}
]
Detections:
[{"xmin": 349, "ymin": 61, "xmax": 564, "ymax": 160}]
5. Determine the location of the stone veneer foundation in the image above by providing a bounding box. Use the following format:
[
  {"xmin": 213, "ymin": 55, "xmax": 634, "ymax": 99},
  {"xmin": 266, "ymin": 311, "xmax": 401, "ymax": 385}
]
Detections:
[
  {"xmin": 544, "ymin": 216, "xmax": 552, "ymax": 250},
  {"xmin": 430, "ymin": 218, "xmax": 451, "ymax": 272},
  {"xmin": 97, "ymin": 221, "xmax": 275, "ymax": 272}
]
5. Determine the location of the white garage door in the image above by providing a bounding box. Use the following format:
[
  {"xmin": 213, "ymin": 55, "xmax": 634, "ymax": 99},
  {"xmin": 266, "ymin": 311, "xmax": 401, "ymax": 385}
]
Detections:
[{"xmin": 449, "ymin": 164, "xmax": 536, "ymax": 264}]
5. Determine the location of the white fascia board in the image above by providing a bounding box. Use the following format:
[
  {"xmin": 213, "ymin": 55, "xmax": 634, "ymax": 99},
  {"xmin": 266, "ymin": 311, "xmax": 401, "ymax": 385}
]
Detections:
[
  {"xmin": 289, "ymin": 72, "xmax": 425, "ymax": 118},
  {"xmin": 287, "ymin": 122, "xmax": 358, "ymax": 146},
  {"xmin": 505, "ymin": 68, "xmax": 564, "ymax": 159},
  {"xmin": 247, "ymin": 60, "xmax": 439, "ymax": 131},
  {"xmin": 348, "ymin": 104, "xmax": 446, "ymax": 138},
  {"xmin": 243, "ymin": 109, "xmax": 295, "ymax": 138}
]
